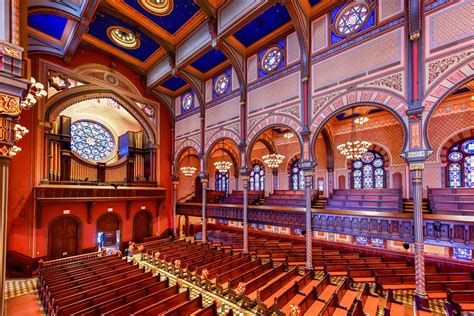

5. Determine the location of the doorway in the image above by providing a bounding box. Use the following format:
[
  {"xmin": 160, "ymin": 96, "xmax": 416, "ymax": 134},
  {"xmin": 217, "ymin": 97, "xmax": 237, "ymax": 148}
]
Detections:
[
  {"xmin": 97, "ymin": 213, "xmax": 121, "ymax": 252},
  {"xmin": 49, "ymin": 216, "xmax": 80, "ymax": 260},
  {"xmin": 133, "ymin": 210, "xmax": 152, "ymax": 243}
]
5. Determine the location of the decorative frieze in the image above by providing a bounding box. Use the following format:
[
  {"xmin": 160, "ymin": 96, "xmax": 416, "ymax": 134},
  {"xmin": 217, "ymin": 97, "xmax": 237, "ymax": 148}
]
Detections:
[
  {"xmin": 363, "ymin": 72, "xmax": 404, "ymax": 93},
  {"xmin": 427, "ymin": 51, "xmax": 472, "ymax": 85},
  {"xmin": 276, "ymin": 103, "xmax": 301, "ymax": 120}
]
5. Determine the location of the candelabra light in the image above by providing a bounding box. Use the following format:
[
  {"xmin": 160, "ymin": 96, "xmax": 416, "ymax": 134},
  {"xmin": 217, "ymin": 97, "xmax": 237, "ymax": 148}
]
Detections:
[
  {"xmin": 337, "ymin": 107, "xmax": 371, "ymax": 160},
  {"xmin": 20, "ymin": 77, "xmax": 47, "ymax": 110},
  {"xmin": 180, "ymin": 166, "xmax": 197, "ymax": 177},
  {"xmin": 262, "ymin": 153, "xmax": 285, "ymax": 169},
  {"xmin": 354, "ymin": 116, "xmax": 369, "ymax": 125},
  {"xmin": 214, "ymin": 161, "xmax": 232, "ymax": 173}
]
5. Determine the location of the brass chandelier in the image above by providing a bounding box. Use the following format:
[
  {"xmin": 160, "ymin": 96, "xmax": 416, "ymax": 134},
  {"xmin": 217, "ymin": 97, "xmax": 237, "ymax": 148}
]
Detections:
[
  {"xmin": 213, "ymin": 140, "xmax": 232, "ymax": 173},
  {"xmin": 337, "ymin": 107, "xmax": 371, "ymax": 160},
  {"xmin": 180, "ymin": 149, "xmax": 196, "ymax": 177},
  {"xmin": 262, "ymin": 129, "xmax": 285, "ymax": 169}
]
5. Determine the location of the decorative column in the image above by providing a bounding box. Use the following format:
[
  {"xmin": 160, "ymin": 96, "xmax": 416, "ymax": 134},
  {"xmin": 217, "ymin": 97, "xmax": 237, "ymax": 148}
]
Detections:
[
  {"xmin": 272, "ymin": 168, "xmax": 278, "ymax": 191},
  {"xmin": 303, "ymin": 170, "xmax": 314, "ymax": 270},
  {"xmin": 327, "ymin": 168, "xmax": 334, "ymax": 195},
  {"xmin": 241, "ymin": 172, "xmax": 249, "ymax": 254},
  {"xmin": 201, "ymin": 178, "xmax": 208, "ymax": 243},
  {"xmin": 410, "ymin": 162, "xmax": 426, "ymax": 297},
  {"xmin": 172, "ymin": 178, "xmax": 179, "ymax": 237}
]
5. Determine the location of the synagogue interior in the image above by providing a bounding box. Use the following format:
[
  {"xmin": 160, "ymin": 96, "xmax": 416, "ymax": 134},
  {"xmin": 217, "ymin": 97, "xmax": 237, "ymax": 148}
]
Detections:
[{"xmin": 0, "ymin": 0, "xmax": 473, "ymax": 315}]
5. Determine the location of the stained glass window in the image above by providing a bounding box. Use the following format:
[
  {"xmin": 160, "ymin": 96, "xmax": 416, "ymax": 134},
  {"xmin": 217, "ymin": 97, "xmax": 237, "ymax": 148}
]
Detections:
[
  {"xmin": 351, "ymin": 151, "xmax": 385, "ymax": 189},
  {"xmin": 215, "ymin": 171, "xmax": 229, "ymax": 193},
  {"xmin": 356, "ymin": 236, "xmax": 367, "ymax": 245},
  {"xmin": 447, "ymin": 138, "xmax": 474, "ymax": 188},
  {"xmin": 260, "ymin": 46, "xmax": 283, "ymax": 73},
  {"xmin": 371, "ymin": 238, "xmax": 384, "ymax": 248},
  {"xmin": 335, "ymin": 2, "xmax": 370, "ymax": 36},
  {"xmin": 289, "ymin": 160, "xmax": 305, "ymax": 190},
  {"xmin": 453, "ymin": 247, "xmax": 472, "ymax": 261},
  {"xmin": 250, "ymin": 163, "xmax": 265, "ymax": 191},
  {"xmin": 214, "ymin": 73, "xmax": 230, "ymax": 96},
  {"xmin": 71, "ymin": 121, "xmax": 114, "ymax": 161},
  {"xmin": 181, "ymin": 92, "xmax": 194, "ymax": 112}
]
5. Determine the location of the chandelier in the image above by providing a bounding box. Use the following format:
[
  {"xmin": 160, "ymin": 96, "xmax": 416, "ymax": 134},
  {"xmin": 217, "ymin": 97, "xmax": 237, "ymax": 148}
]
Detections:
[
  {"xmin": 283, "ymin": 132, "xmax": 294, "ymax": 140},
  {"xmin": 214, "ymin": 160, "xmax": 232, "ymax": 173},
  {"xmin": 262, "ymin": 153, "xmax": 285, "ymax": 168},
  {"xmin": 180, "ymin": 149, "xmax": 196, "ymax": 177},
  {"xmin": 354, "ymin": 116, "xmax": 368, "ymax": 125},
  {"xmin": 180, "ymin": 166, "xmax": 197, "ymax": 177},
  {"xmin": 337, "ymin": 107, "xmax": 371, "ymax": 160}
]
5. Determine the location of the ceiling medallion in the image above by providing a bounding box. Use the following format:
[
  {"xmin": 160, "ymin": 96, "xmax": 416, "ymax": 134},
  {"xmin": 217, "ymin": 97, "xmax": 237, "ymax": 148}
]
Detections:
[
  {"xmin": 107, "ymin": 26, "xmax": 140, "ymax": 50},
  {"xmin": 139, "ymin": 0, "xmax": 173, "ymax": 16}
]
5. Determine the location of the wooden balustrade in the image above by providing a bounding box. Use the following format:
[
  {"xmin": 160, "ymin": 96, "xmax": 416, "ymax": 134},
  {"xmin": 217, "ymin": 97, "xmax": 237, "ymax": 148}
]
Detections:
[{"xmin": 176, "ymin": 202, "xmax": 474, "ymax": 249}]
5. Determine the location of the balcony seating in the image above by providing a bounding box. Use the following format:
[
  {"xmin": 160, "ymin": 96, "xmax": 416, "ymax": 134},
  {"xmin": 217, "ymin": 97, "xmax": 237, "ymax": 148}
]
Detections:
[
  {"xmin": 219, "ymin": 190, "xmax": 263, "ymax": 205},
  {"xmin": 325, "ymin": 189, "xmax": 403, "ymax": 212},
  {"xmin": 428, "ymin": 188, "xmax": 474, "ymax": 215},
  {"xmin": 187, "ymin": 190, "xmax": 225, "ymax": 203},
  {"xmin": 261, "ymin": 190, "xmax": 319, "ymax": 207}
]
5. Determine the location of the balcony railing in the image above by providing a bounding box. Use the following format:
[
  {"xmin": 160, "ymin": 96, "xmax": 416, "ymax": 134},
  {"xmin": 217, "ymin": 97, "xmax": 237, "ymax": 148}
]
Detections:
[{"xmin": 176, "ymin": 202, "xmax": 474, "ymax": 249}]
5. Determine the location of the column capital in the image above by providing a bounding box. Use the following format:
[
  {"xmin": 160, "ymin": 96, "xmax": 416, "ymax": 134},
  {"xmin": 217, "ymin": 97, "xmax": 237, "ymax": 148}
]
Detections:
[{"xmin": 409, "ymin": 162, "xmax": 425, "ymax": 171}]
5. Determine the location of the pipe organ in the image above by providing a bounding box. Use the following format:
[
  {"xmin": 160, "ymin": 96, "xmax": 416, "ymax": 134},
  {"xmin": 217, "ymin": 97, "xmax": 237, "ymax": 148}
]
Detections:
[{"xmin": 47, "ymin": 115, "xmax": 155, "ymax": 185}]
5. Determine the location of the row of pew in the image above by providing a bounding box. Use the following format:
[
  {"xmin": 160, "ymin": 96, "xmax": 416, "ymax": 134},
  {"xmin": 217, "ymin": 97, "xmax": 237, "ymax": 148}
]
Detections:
[
  {"xmin": 259, "ymin": 190, "xmax": 319, "ymax": 207},
  {"xmin": 428, "ymin": 188, "xmax": 474, "ymax": 215},
  {"xmin": 37, "ymin": 252, "xmax": 231, "ymax": 316},
  {"xmin": 325, "ymin": 189, "xmax": 403, "ymax": 212}
]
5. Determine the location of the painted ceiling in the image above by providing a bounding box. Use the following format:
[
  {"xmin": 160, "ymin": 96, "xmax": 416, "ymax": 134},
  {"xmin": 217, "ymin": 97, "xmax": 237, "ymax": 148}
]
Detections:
[{"xmin": 27, "ymin": 0, "xmax": 336, "ymax": 108}]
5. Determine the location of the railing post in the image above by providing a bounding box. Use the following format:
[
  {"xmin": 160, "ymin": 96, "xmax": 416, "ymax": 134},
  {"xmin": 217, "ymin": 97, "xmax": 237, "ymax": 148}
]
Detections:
[{"xmin": 172, "ymin": 178, "xmax": 179, "ymax": 237}]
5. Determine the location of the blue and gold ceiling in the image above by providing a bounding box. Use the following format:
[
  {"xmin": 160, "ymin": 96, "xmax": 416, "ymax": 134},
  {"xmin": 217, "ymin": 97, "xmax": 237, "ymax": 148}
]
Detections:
[{"xmin": 27, "ymin": 0, "xmax": 335, "ymax": 98}]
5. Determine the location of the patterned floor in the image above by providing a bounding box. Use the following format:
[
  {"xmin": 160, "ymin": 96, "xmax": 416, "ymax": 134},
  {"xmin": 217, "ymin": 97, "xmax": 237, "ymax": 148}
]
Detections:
[{"xmin": 4, "ymin": 278, "xmax": 38, "ymax": 300}]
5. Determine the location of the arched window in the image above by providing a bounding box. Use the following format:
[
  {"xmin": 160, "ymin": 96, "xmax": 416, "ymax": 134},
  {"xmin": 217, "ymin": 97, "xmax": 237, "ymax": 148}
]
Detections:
[
  {"xmin": 71, "ymin": 120, "xmax": 114, "ymax": 161},
  {"xmin": 351, "ymin": 151, "xmax": 385, "ymax": 189},
  {"xmin": 289, "ymin": 160, "xmax": 305, "ymax": 190},
  {"xmin": 447, "ymin": 138, "xmax": 474, "ymax": 188},
  {"xmin": 215, "ymin": 171, "xmax": 229, "ymax": 193},
  {"xmin": 250, "ymin": 163, "xmax": 265, "ymax": 191}
]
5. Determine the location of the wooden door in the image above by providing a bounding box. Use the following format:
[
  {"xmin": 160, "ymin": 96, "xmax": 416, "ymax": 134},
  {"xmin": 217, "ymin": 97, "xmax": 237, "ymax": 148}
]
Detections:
[
  {"xmin": 49, "ymin": 217, "xmax": 79, "ymax": 260},
  {"xmin": 338, "ymin": 175, "xmax": 346, "ymax": 189},
  {"xmin": 133, "ymin": 211, "xmax": 152, "ymax": 243},
  {"xmin": 97, "ymin": 213, "xmax": 120, "ymax": 246}
]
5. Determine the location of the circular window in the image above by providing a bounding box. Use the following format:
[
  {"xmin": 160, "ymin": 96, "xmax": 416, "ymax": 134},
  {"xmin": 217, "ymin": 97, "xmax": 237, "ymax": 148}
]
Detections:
[
  {"xmin": 335, "ymin": 2, "xmax": 370, "ymax": 36},
  {"xmin": 107, "ymin": 26, "xmax": 140, "ymax": 49},
  {"xmin": 449, "ymin": 152, "xmax": 463, "ymax": 162},
  {"xmin": 214, "ymin": 73, "xmax": 230, "ymax": 96},
  {"xmin": 461, "ymin": 139, "xmax": 474, "ymax": 154},
  {"xmin": 353, "ymin": 161, "xmax": 363, "ymax": 169},
  {"xmin": 182, "ymin": 93, "xmax": 194, "ymax": 110},
  {"xmin": 71, "ymin": 121, "xmax": 114, "ymax": 161},
  {"xmin": 260, "ymin": 46, "xmax": 283, "ymax": 73},
  {"xmin": 361, "ymin": 151, "xmax": 375, "ymax": 163}
]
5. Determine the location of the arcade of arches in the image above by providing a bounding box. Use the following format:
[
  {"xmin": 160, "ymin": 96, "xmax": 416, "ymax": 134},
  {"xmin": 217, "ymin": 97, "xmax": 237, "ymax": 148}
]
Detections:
[{"xmin": 1, "ymin": 0, "xmax": 473, "ymax": 315}]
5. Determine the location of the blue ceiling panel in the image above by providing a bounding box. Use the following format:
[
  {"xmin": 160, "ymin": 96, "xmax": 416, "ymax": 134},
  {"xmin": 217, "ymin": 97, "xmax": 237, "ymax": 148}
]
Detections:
[
  {"xmin": 309, "ymin": 0, "xmax": 321, "ymax": 6},
  {"xmin": 28, "ymin": 14, "xmax": 68, "ymax": 40},
  {"xmin": 191, "ymin": 49, "xmax": 227, "ymax": 73},
  {"xmin": 233, "ymin": 3, "xmax": 291, "ymax": 47},
  {"xmin": 88, "ymin": 13, "xmax": 160, "ymax": 62},
  {"xmin": 124, "ymin": 0, "xmax": 200, "ymax": 35},
  {"xmin": 161, "ymin": 77, "xmax": 187, "ymax": 91}
]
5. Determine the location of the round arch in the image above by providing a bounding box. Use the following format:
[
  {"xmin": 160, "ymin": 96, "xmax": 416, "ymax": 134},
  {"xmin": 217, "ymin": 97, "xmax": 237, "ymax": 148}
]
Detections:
[
  {"xmin": 205, "ymin": 137, "xmax": 240, "ymax": 176},
  {"xmin": 246, "ymin": 116, "xmax": 304, "ymax": 166},
  {"xmin": 438, "ymin": 128, "xmax": 474, "ymax": 163},
  {"xmin": 345, "ymin": 142, "xmax": 391, "ymax": 169},
  {"xmin": 310, "ymin": 88, "xmax": 409, "ymax": 161},
  {"xmin": 175, "ymin": 139, "xmax": 201, "ymax": 161},
  {"xmin": 47, "ymin": 215, "xmax": 83, "ymax": 260},
  {"xmin": 287, "ymin": 154, "xmax": 301, "ymax": 173},
  {"xmin": 44, "ymin": 85, "xmax": 157, "ymax": 145},
  {"xmin": 205, "ymin": 129, "xmax": 241, "ymax": 153},
  {"xmin": 422, "ymin": 61, "xmax": 473, "ymax": 152},
  {"xmin": 96, "ymin": 212, "xmax": 122, "ymax": 248},
  {"xmin": 174, "ymin": 145, "xmax": 200, "ymax": 176}
]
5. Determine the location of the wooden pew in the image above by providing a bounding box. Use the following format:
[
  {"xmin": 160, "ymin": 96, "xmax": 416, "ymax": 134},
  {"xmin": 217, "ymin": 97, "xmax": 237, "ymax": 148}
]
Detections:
[
  {"xmin": 131, "ymin": 288, "xmax": 190, "ymax": 316},
  {"xmin": 383, "ymin": 289, "xmax": 412, "ymax": 316},
  {"xmin": 53, "ymin": 273, "xmax": 162, "ymax": 315},
  {"xmin": 214, "ymin": 258, "xmax": 263, "ymax": 295},
  {"xmin": 350, "ymin": 283, "xmax": 379, "ymax": 316},
  {"xmin": 57, "ymin": 277, "xmax": 168, "ymax": 316},
  {"xmin": 446, "ymin": 289, "xmax": 474, "ymax": 316},
  {"xmin": 348, "ymin": 266, "xmax": 438, "ymax": 284},
  {"xmin": 201, "ymin": 255, "xmax": 252, "ymax": 289},
  {"xmin": 240, "ymin": 264, "xmax": 288, "ymax": 308},
  {"xmin": 256, "ymin": 267, "xmax": 301, "ymax": 313},
  {"xmin": 101, "ymin": 285, "xmax": 183, "ymax": 316}
]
